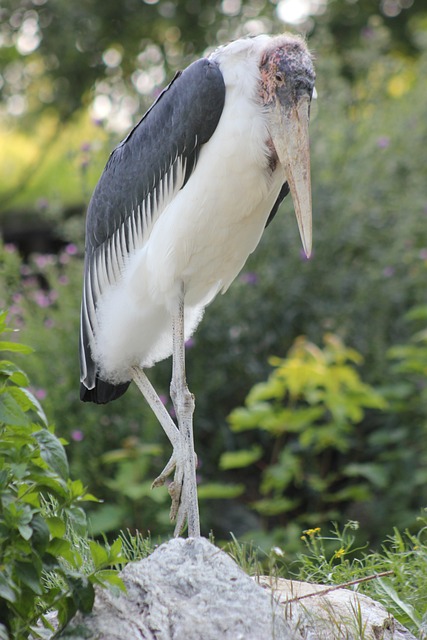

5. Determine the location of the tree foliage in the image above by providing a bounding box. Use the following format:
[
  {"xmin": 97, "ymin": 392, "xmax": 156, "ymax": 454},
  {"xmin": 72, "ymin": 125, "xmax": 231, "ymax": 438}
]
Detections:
[{"xmin": 0, "ymin": 0, "xmax": 425, "ymax": 127}]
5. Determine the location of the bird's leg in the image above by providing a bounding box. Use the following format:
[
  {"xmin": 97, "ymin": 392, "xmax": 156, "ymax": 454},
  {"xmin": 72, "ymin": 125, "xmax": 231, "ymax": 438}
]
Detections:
[
  {"xmin": 132, "ymin": 366, "xmax": 180, "ymax": 450},
  {"xmin": 169, "ymin": 288, "xmax": 200, "ymax": 538},
  {"xmin": 131, "ymin": 367, "xmax": 182, "ymax": 495}
]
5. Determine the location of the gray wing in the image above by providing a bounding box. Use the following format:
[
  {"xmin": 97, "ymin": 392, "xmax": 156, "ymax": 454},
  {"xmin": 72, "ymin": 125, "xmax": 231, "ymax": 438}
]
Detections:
[{"xmin": 79, "ymin": 58, "xmax": 225, "ymax": 402}]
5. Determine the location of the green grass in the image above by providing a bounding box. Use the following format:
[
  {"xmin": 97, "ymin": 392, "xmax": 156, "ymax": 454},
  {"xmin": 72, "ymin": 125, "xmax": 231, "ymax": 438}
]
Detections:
[{"xmin": 223, "ymin": 519, "xmax": 427, "ymax": 637}]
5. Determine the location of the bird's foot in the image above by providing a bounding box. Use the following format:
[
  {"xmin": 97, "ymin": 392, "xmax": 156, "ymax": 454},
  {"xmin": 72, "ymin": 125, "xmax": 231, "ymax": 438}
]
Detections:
[
  {"xmin": 170, "ymin": 463, "xmax": 195, "ymax": 537},
  {"xmin": 152, "ymin": 452, "xmax": 176, "ymax": 488},
  {"xmin": 151, "ymin": 446, "xmax": 198, "ymax": 536},
  {"xmin": 161, "ymin": 452, "xmax": 185, "ymax": 528}
]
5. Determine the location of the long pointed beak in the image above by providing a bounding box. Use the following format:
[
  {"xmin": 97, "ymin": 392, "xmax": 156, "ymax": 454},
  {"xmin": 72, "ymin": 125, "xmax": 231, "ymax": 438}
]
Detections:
[{"xmin": 270, "ymin": 96, "xmax": 312, "ymax": 257}]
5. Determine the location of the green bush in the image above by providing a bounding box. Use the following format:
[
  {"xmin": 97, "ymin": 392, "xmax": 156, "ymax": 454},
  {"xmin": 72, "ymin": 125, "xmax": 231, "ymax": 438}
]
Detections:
[
  {"xmin": 369, "ymin": 305, "xmax": 427, "ymax": 533},
  {"xmin": 224, "ymin": 334, "xmax": 386, "ymax": 543},
  {"xmin": 222, "ymin": 304, "xmax": 427, "ymax": 548},
  {"xmin": 0, "ymin": 312, "xmax": 125, "ymax": 639}
]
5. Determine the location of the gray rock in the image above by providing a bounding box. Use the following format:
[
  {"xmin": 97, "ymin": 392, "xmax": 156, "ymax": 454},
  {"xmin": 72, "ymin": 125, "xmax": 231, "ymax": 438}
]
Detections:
[
  {"xmin": 257, "ymin": 576, "xmax": 417, "ymax": 640},
  {"xmin": 59, "ymin": 537, "xmax": 292, "ymax": 639},
  {"xmin": 57, "ymin": 538, "xmax": 417, "ymax": 640}
]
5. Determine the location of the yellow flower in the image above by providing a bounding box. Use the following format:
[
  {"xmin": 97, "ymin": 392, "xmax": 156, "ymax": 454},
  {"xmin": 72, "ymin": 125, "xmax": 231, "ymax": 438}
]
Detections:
[
  {"xmin": 303, "ymin": 527, "xmax": 321, "ymax": 537},
  {"xmin": 334, "ymin": 547, "xmax": 346, "ymax": 559}
]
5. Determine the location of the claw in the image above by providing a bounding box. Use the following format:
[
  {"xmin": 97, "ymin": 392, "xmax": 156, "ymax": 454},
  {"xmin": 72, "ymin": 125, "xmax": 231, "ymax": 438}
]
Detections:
[
  {"xmin": 152, "ymin": 452, "xmax": 177, "ymax": 488},
  {"xmin": 151, "ymin": 442, "xmax": 198, "ymax": 537},
  {"xmin": 168, "ymin": 481, "xmax": 181, "ymax": 522}
]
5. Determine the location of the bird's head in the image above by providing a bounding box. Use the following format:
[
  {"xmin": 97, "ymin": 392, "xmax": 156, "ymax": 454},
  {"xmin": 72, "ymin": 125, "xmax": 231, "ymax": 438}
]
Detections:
[{"xmin": 259, "ymin": 35, "xmax": 315, "ymax": 257}]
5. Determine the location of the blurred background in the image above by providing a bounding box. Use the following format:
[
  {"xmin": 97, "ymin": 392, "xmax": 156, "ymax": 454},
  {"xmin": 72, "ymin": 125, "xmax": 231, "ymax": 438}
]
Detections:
[{"xmin": 0, "ymin": 0, "xmax": 426, "ymax": 553}]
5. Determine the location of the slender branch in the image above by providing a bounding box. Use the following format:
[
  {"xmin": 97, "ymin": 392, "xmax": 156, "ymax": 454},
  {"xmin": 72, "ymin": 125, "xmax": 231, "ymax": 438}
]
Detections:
[{"xmin": 279, "ymin": 571, "xmax": 395, "ymax": 603}]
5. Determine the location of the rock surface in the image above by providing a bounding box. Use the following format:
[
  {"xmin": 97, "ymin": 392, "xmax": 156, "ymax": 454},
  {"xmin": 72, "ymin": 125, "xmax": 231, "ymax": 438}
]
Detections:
[
  {"xmin": 58, "ymin": 537, "xmax": 417, "ymax": 640},
  {"xmin": 257, "ymin": 576, "xmax": 417, "ymax": 640},
  {"xmin": 59, "ymin": 537, "xmax": 291, "ymax": 639}
]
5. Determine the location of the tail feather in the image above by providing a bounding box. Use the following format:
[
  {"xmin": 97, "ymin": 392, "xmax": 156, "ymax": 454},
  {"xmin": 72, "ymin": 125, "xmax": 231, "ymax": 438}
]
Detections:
[{"xmin": 80, "ymin": 377, "xmax": 131, "ymax": 404}]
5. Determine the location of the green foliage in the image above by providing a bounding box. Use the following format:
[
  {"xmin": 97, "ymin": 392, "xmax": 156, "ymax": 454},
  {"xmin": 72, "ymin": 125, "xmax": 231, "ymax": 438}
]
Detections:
[
  {"xmin": 225, "ymin": 335, "xmax": 387, "ymax": 534},
  {"xmin": 89, "ymin": 439, "xmax": 170, "ymax": 536},
  {"xmin": 294, "ymin": 520, "xmax": 427, "ymax": 636},
  {"xmin": 117, "ymin": 529, "xmax": 154, "ymax": 566},
  {"xmin": 387, "ymin": 305, "xmax": 427, "ymax": 405},
  {"xmin": 0, "ymin": 312, "xmax": 125, "ymax": 639},
  {"xmin": 0, "ymin": 0, "xmax": 423, "ymax": 128},
  {"xmin": 224, "ymin": 519, "xmax": 427, "ymax": 636},
  {"xmin": 365, "ymin": 304, "xmax": 427, "ymax": 537}
]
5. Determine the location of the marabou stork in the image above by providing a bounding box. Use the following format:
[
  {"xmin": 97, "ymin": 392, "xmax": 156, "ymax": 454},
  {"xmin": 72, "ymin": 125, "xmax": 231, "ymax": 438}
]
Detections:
[{"xmin": 79, "ymin": 33, "xmax": 315, "ymax": 538}]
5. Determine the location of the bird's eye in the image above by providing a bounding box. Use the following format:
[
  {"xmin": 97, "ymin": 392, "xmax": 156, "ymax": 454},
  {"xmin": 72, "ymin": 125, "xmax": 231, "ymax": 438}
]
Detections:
[{"xmin": 275, "ymin": 72, "xmax": 285, "ymax": 84}]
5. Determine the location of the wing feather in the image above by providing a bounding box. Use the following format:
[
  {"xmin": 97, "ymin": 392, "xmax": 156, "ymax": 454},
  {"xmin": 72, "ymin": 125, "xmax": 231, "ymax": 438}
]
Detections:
[
  {"xmin": 265, "ymin": 182, "xmax": 291, "ymax": 228},
  {"xmin": 80, "ymin": 57, "xmax": 225, "ymax": 399}
]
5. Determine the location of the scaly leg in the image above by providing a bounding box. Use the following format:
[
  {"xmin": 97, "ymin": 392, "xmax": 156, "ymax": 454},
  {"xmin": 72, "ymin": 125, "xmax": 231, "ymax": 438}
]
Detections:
[
  {"xmin": 131, "ymin": 367, "xmax": 183, "ymax": 524},
  {"xmin": 169, "ymin": 290, "xmax": 200, "ymax": 538},
  {"xmin": 131, "ymin": 289, "xmax": 200, "ymax": 537}
]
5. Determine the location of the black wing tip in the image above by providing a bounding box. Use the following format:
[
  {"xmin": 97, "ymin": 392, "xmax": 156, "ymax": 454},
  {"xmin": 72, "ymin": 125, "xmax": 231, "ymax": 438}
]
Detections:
[
  {"xmin": 80, "ymin": 378, "xmax": 131, "ymax": 404},
  {"xmin": 265, "ymin": 182, "xmax": 290, "ymax": 228}
]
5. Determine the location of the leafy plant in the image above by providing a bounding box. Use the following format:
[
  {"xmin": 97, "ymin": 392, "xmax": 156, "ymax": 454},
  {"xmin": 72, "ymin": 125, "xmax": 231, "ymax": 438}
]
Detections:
[
  {"xmin": 0, "ymin": 311, "xmax": 125, "ymax": 639},
  {"xmin": 221, "ymin": 519, "xmax": 427, "ymax": 637},
  {"xmin": 387, "ymin": 305, "xmax": 427, "ymax": 411},
  {"xmin": 224, "ymin": 335, "xmax": 386, "ymax": 533},
  {"xmin": 294, "ymin": 520, "xmax": 427, "ymax": 637}
]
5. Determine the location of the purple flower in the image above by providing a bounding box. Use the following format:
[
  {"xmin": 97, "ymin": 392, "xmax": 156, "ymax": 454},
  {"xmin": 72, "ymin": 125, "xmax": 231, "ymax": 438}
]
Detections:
[
  {"xmin": 419, "ymin": 249, "xmax": 427, "ymax": 260},
  {"xmin": 185, "ymin": 337, "xmax": 195, "ymax": 349},
  {"xmin": 36, "ymin": 198, "xmax": 49, "ymax": 212},
  {"xmin": 34, "ymin": 254, "xmax": 55, "ymax": 269},
  {"xmin": 71, "ymin": 430, "xmax": 85, "ymax": 442},
  {"xmin": 383, "ymin": 266, "xmax": 395, "ymax": 278},
  {"xmin": 33, "ymin": 291, "xmax": 52, "ymax": 308},
  {"xmin": 4, "ymin": 243, "xmax": 16, "ymax": 253},
  {"xmin": 58, "ymin": 275, "xmax": 69, "ymax": 285},
  {"xmin": 65, "ymin": 243, "xmax": 78, "ymax": 256},
  {"xmin": 34, "ymin": 388, "xmax": 47, "ymax": 400},
  {"xmin": 44, "ymin": 318, "xmax": 55, "ymax": 328},
  {"xmin": 377, "ymin": 137, "xmax": 390, "ymax": 149},
  {"xmin": 80, "ymin": 142, "xmax": 91, "ymax": 152},
  {"xmin": 361, "ymin": 27, "xmax": 375, "ymax": 40},
  {"xmin": 241, "ymin": 272, "xmax": 258, "ymax": 285}
]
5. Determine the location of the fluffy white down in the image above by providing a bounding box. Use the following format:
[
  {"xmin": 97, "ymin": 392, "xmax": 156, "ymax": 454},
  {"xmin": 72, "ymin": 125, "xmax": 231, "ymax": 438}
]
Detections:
[{"xmin": 93, "ymin": 35, "xmax": 285, "ymax": 384}]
